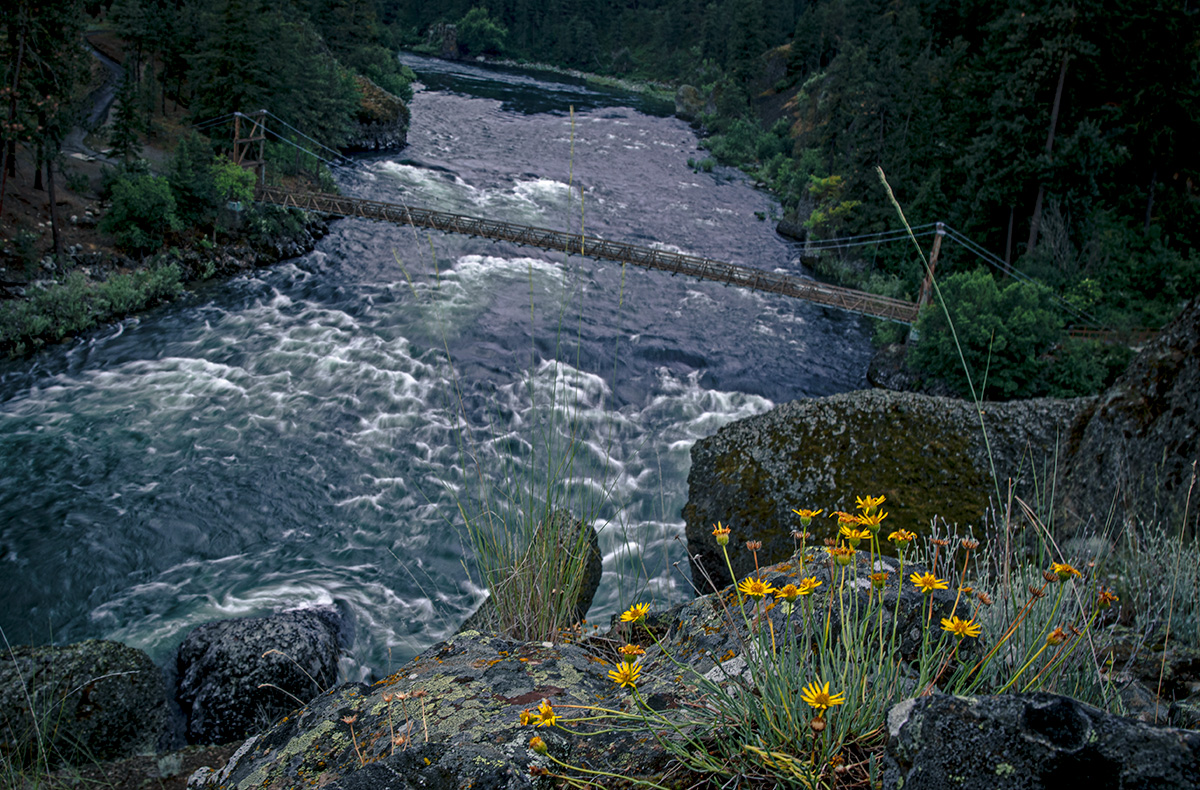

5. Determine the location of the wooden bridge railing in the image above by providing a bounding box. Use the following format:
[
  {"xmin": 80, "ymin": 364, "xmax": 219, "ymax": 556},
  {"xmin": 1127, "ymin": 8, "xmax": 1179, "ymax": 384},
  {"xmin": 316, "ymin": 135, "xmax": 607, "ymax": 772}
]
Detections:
[{"xmin": 256, "ymin": 186, "xmax": 922, "ymax": 324}]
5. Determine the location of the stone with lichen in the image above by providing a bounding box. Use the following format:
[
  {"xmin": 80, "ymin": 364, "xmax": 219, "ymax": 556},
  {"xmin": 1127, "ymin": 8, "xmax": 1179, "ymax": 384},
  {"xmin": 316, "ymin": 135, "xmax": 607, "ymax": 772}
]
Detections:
[{"xmin": 683, "ymin": 389, "xmax": 1089, "ymax": 585}]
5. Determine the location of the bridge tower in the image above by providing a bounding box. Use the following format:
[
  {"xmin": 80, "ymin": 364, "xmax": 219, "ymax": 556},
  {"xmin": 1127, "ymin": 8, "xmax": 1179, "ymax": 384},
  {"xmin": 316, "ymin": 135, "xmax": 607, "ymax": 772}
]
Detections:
[{"xmin": 232, "ymin": 110, "xmax": 267, "ymax": 184}]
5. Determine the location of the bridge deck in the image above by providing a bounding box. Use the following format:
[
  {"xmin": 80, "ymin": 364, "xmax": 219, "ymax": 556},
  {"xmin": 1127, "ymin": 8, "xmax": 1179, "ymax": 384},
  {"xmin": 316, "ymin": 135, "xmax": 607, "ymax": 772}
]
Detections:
[{"xmin": 255, "ymin": 186, "xmax": 921, "ymax": 324}]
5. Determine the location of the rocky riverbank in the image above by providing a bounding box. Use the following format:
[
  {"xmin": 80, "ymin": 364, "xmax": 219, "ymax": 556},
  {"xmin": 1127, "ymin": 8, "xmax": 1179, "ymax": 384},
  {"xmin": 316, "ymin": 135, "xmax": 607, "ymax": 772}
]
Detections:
[{"xmin": 6, "ymin": 544, "xmax": 1199, "ymax": 789}]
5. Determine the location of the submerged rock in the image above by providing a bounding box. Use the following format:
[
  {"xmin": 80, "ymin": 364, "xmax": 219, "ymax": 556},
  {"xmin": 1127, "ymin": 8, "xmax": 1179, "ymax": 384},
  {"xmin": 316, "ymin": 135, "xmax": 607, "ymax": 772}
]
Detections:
[
  {"xmin": 0, "ymin": 639, "xmax": 165, "ymax": 768},
  {"xmin": 683, "ymin": 388, "xmax": 1087, "ymax": 584},
  {"xmin": 176, "ymin": 607, "xmax": 345, "ymax": 745},
  {"xmin": 883, "ymin": 692, "xmax": 1200, "ymax": 789}
]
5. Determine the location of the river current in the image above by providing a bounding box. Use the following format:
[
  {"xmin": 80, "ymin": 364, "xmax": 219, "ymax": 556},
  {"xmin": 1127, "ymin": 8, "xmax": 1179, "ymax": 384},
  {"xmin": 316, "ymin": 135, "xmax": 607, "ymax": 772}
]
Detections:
[{"xmin": 0, "ymin": 55, "xmax": 871, "ymax": 678}]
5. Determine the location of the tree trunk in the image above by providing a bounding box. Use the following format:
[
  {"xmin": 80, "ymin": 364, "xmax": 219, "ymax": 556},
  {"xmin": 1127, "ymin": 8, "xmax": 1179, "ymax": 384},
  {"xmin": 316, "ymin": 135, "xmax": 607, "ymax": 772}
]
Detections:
[
  {"xmin": 33, "ymin": 138, "xmax": 43, "ymax": 191},
  {"xmin": 0, "ymin": 2, "xmax": 28, "ymax": 218},
  {"xmin": 1144, "ymin": 169, "xmax": 1157, "ymax": 233},
  {"xmin": 1026, "ymin": 50, "xmax": 1071, "ymax": 256},
  {"xmin": 46, "ymin": 154, "xmax": 62, "ymax": 260}
]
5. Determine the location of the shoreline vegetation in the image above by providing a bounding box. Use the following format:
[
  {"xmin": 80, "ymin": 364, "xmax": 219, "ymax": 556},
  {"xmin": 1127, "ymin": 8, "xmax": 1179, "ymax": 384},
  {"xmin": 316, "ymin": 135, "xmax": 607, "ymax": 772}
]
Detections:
[{"xmin": 0, "ymin": 1, "xmax": 415, "ymax": 359}]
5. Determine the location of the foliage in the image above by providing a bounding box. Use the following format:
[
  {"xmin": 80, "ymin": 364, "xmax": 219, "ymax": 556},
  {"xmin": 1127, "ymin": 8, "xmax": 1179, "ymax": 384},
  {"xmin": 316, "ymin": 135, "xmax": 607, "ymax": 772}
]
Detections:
[
  {"xmin": 99, "ymin": 173, "xmax": 182, "ymax": 253},
  {"xmin": 1041, "ymin": 338, "xmax": 1133, "ymax": 398},
  {"xmin": 0, "ymin": 264, "xmax": 182, "ymax": 357},
  {"xmin": 456, "ymin": 7, "xmax": 507, "ymax": 57},
  {"xmin": 168, "ymin": 131, "xmax": 218, "ymax": 227},
  {"xmin": 910, "ymin": 268, "xmax": 1063, "ymax": 400}
]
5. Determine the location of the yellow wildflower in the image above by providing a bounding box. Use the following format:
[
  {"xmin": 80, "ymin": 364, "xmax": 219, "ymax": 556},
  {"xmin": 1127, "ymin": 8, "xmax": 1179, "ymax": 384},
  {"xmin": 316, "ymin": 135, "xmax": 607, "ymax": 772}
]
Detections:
[
  {"xmin": 618, "ymin": 643, "xmax": 645, "ymax": 664},
  {"xmin": 831, "ymin": 546, "xmax": 856, "ymax": 566},
  {"xmin": 1050, "ymin": 562, "xmax": 1082, "ymax": 581},
  {"xmin": 855, "ymin": 494, "xmax": 886, "ymax": 512},
  {"xmin": 737, "ymin": 576, "xmax": 776, "ymax": 600},
  {"xmin": 910, "ymin": 571, "xmax": 948, "ymax": 594},
  {"xmin": 1046, "ymin": 627, "xmax": 1068, "ymax": 646},
  {"xmin": 620, "ymin": 603, "xmax": 650, "ymax": 623},
  {"xmin": 1097, "ymin": 588, "xmax": 1119, "ymax": 610},
  {"xmin": 888, "ymin": 529, "xmax": 917, "ymax": 547},
  {"xmin": 536, "ymin": 699, "xmax": 558, "ymax": 727},
  {"xmin": 940, "ymin": 615, "xmax": 983, "ymax": 639},
  {"xmin": 868, "ymin": 571, "xmax": 889, "ymax": 590},
  {"xmin": 775, "ymin": 583, "xmax": 801, "ymax": 603},
  {"xmin": 839, "ymin": 525, "xmax": 871, "ymax": 547},
  {"xmin": 855, "ymin": 511, "xmax": 887, "ymax": 533},
  {"xmin": 608, "ymin": 660, "xmax": 641, "ymax": 689},
  {"xmin": 797, "ymin": 577, "xmax": 822, "ymax": 596},
  {"xmin": 800, "ymin": 680, "xmax": 846, "ymax": 712},
  {"xmin": 791, "ymin": 508, "xmax": 823, "ymax": 527}
]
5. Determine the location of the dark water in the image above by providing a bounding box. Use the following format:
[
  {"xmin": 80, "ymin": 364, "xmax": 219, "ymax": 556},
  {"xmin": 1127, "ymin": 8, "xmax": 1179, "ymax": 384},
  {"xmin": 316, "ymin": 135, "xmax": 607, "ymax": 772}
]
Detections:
[{"xmin": 0, "ymin": 54, "xmax": 871, "ymax": 678}]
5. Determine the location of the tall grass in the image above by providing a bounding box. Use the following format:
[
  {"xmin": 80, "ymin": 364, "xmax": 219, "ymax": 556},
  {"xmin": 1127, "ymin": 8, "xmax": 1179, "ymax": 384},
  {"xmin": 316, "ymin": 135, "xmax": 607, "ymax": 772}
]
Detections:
[{"xmin": 392, "ymin": 106, "xmax": 631, "ymax": 644}]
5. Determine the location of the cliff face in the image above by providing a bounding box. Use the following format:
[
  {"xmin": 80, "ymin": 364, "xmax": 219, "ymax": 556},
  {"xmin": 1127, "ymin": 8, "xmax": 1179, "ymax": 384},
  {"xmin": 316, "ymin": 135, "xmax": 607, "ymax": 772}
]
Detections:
[
  {"xmin": 683, "ymin": 389, "xmax": 1089, "ymax": 584},
  {"xmin": 343, "ymin": 75, "xmax": 410, "ymax": 153},
  {"xmin": 1058, "ymin": 295, "xmax": 1200, "ymax": 537}
]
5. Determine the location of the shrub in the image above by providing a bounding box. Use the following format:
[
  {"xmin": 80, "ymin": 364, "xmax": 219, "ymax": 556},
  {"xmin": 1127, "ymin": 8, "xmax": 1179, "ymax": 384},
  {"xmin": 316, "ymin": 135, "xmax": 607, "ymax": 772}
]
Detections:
[
  {"xmin": 457, "ymin": 7, "xmax": 507, "ymax": 56},
  {"xmin": 910, "ymin": 268, "xmax": 1063, "ymax": 400},
  {"xmin": 100, "ymin": 174, "xmax": 181, "ymax": 253}
]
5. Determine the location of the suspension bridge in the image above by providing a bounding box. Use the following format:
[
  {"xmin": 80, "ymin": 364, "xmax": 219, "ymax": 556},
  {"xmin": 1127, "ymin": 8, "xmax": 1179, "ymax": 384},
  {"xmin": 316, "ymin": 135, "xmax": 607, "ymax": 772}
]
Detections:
[
  {"xmin": 254, "ymin": 185, "xmax": 923, "ymax": 323},
  {"xmin": 220, "ymin": 110, "xmax": 1141, "ymax": 336}
]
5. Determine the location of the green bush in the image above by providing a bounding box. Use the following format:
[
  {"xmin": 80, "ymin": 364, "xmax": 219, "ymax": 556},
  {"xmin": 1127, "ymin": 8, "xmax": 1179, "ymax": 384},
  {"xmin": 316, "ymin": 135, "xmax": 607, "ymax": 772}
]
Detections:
[
  {"xmin": 1041, "ymin": 338, "xmax": 1133, "ymax": 397},
  {"xmin": 910, "ymin": 268, "xmax": 1063, "ymax": 400},
  {"xmin": 457, "ymin": 7, "xmax": 507, "ymax": 56},
  {"xmin": 0, "ymin": 264, "xmax": 183, "ymax": 357},
  {"xmin": 100, "ymin": 174, "xmax": 181, "ymax": 253}
]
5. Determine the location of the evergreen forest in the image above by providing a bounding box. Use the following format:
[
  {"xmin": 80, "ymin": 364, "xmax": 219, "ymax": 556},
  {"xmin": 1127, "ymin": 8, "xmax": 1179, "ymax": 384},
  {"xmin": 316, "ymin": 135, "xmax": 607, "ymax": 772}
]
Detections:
[
  {"xmin": 2, "ymin": 0, "xmax": 1198, "ymax": 396},
  {"xmin": 393, "ymin": 0, "xmax": 1199, "ymax": 397}
]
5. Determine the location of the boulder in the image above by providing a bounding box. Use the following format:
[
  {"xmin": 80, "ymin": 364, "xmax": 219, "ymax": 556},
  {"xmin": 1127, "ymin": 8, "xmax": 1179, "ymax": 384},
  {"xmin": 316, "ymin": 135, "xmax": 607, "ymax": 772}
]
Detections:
[
  {"xmin": 343, "ymin": 75, "xmax": 410, "ymax": 153},
  {"xmin": 0, "ymin": 639, "xmax": 165, "ymax": 768},
  {"xmin": 187, "ymin": 631, "xmax": 676, "ymax": 790},
  {"xmin": 683, "ymin": 388, "xmax": 1088, "ymax": 584},
  {"xmin": 883, "ymin": 692, "xmax": 1200, "ymax": 789},
  {"xmin": 176, "ymin": 607, "xmax": 345, "ymax": 745},
  {"xmin": 1058, "ymin": 295, "xmax": 1200, "ymax": 538},
  {"xmin": 457, "ymin": 509, "xmax": 603, "ymax": 637},
  {"xmin": 674, "ymin": 84, "xmax": 711, "ymax": 123}
]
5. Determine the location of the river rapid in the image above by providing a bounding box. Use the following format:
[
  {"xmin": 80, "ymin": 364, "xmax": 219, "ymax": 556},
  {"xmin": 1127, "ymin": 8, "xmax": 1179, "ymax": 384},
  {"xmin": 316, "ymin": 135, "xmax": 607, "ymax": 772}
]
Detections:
[{"xmin": 0, "ymin": 54, "xmax": 872, "ymax": 678}]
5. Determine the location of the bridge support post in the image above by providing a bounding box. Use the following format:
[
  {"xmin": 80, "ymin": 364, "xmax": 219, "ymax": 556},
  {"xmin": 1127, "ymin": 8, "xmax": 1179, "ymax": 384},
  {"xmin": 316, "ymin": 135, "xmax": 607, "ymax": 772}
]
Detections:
[{"xmin": 908, "ymin": 221, "xmax": 946, "ymax": 344}]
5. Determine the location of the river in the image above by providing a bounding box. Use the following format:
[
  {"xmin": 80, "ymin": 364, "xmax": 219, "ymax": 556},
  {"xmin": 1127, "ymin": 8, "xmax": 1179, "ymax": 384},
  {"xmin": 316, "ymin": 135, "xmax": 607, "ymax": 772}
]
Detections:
[{"xmin": 0, "ymin": 54, "xmax": 872, "ymax": 679}]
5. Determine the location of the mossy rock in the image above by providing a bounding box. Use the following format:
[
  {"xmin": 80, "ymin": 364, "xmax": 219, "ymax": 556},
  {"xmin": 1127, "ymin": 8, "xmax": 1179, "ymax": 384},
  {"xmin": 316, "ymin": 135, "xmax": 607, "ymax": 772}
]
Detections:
[{"xmin": 684, "ymin": 388, "xmax": 1088, "ymax": 585}]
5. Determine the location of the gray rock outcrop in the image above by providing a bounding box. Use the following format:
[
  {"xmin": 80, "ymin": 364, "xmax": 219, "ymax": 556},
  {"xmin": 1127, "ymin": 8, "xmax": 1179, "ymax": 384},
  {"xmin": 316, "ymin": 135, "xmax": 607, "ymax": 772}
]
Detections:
[
  {"xmin": 176, "ymin": 607, "xmax": 344, "ymax": 745},
  {"xmin": 683, "ymin": 389, "xmax": 1088, "ymax": 584},
  {"xmin": 0, "ymin": 639, "xmax": 165, "ymax": 768},
  {"xmin": 1058, "ymin": 295, "xmax": 1200, "ymax": 538},
  {"xmin": 343, "ymin": 75, "xmax": 410, "ymax": 153},
  {"xmin": 187, "ymin": 630, "xmax": 676, "ymax": 790},
  {"xmin": 883, "ymin": 692, "xmax": 1200, "ymax": 789}
]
